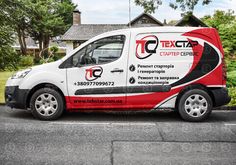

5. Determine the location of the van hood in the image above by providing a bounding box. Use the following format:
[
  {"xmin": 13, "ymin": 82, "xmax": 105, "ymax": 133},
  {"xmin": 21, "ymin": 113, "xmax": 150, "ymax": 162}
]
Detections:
[{"xmin": 31, "ymin": 60, "xmax": 62, "ymax": 71}]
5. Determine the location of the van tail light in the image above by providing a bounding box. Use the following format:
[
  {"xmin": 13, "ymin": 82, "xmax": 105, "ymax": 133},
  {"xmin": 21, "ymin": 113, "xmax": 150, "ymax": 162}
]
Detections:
[{"xmin": 222, "ymin": 58, "xmax": 227, "ymax": 81}]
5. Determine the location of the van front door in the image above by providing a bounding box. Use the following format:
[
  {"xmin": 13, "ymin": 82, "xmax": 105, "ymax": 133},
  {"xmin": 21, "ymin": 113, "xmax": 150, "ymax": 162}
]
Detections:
[{"xmin": 66, "ymin": 34, "xmax": 129, "ymax": 109}]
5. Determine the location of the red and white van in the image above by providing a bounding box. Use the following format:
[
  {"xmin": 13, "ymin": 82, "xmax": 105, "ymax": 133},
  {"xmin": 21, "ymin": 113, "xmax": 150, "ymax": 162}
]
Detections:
[{"xmin": 5, "ymin": 27, "xmax": 231, "ymax": 121}]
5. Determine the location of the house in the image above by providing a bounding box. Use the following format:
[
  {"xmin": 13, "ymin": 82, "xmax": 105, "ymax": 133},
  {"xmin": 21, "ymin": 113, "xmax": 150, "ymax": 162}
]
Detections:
[
  {"xmin": 175, "ymin": 14, "xmax": 208, "ymax": 27},
  {"xmin": 13, "ymin": 36, "xmax": 67, "ymax": 56},
  {"xmin": 62, "ymin": 10, "xmax": 164, "ymax": 54},
  {"xmin": 61, "ymin": 10, "xmax": 208, "ymax": 54}
]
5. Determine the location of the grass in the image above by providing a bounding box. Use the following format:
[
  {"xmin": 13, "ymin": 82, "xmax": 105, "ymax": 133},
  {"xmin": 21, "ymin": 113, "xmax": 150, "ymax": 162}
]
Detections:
[{"xmin": 0, "ymin": 71, "xmax": 14, "ymax": 103}]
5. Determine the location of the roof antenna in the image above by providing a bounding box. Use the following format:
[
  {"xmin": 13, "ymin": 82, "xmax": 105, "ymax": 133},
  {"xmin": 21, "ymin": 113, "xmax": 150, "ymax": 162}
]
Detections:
[{"xmin": 129, "ymin": 0, "xmax": 131, "ymax": 28}]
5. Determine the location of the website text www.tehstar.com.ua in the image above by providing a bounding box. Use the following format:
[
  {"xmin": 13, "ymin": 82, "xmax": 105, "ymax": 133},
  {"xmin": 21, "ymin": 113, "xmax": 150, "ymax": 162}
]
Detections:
[{"xmin": 74, "ymin": 98, "xmax": 123, "ymax": 104}]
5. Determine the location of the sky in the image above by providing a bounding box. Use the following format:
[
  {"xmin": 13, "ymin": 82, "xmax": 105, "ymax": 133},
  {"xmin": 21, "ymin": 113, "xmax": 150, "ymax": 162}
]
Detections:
[{"xmin": 72, "ymin": 0, "xmax": 236, "ymax": 24}]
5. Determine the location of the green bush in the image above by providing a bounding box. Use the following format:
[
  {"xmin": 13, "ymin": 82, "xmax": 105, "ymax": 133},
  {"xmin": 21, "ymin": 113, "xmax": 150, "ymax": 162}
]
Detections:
[
  {"xmin": 227, "ymin": 71, "xmax": 236, "ymax": 87},
  {"xmin": 0, "ymin": 47, "xmax": 19, "ymax": 71},
  {"xmin": 228, "ymin": 87, "xmax": 236, "ymax": 106},
  {"xmin": 226, "ymin": 59, "xmax": 236, "ymax": 72},
  {"xmin": 0, "ymin": 25, "xmax": 19, "ymax": 71},
  {"xmin": 226, "ymin": 59, "xmax": 236, "ymax": 106},
  {"xmin": 49, "ymin": 46, "xmax": 59, "ymax": 54},
  {"xmin": 53, "ymin": 53, "xmax": 64, "ymax": 61},
  {"xmin": 39, "ymin": 58, "xmax": 55, "ymax": 64},
  {"xmin": 19, "ymin": 55, "xmax": 34, "ymax": 67},
  {"xmin": 226, "ymin": 59, "xmax": 236, "ymax": 87}
]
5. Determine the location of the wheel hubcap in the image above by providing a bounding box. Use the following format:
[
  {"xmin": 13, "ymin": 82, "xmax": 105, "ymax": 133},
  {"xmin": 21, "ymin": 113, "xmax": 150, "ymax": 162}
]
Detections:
[
  {"xmin": 35, "ymin": 93, "xmax": 58, "ymax": 116},
  {"xmin": 184, "ymin": 94, "xmax": 208, "ymax": 118}
]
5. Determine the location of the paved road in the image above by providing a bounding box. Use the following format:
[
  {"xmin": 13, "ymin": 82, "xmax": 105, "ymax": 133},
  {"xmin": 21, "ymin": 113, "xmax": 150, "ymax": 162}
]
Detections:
[{"xmin": 0, "ymin": 106, "xmax": 236, "ymax": 165}]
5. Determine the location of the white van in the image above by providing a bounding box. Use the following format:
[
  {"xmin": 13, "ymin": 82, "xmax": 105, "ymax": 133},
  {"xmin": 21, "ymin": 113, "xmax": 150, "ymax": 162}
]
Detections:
[{"xmin": 5, "ymin": 27, "xmax": 231, "ymax": 121}]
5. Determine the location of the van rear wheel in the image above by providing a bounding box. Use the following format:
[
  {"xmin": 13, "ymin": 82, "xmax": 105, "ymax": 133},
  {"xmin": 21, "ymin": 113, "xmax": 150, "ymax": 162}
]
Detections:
[
  {"xmin": 30, "ymin": 88, "xmax": 64, "ymax": 120},
  {"xmin": 177, "ymin": 89, "xmax": 212, "ymax": 122}
]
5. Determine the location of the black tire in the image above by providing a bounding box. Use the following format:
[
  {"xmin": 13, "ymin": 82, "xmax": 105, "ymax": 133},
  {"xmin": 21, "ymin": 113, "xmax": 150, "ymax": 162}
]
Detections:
[
  {"xmin": 30, "ymin": 88, "xmax": 64, "ymax": 120},
  {"xmin": 177, "ymin": 89, "xmax": 212, "ymax": 122}
]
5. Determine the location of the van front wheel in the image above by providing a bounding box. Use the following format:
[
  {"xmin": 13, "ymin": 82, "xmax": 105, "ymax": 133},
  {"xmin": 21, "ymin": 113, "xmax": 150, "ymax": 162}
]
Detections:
[
  {"xmin": 177, "ymin": 89, "xmax": 212, "ymax": 122},
  {"xmin": 30, "ymin": 88, "xmax": 64, "ymax": 120}
]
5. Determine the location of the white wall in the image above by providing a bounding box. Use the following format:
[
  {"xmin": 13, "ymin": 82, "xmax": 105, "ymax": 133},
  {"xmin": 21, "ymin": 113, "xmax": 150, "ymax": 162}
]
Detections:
[{"xmin": 66, "ymin": 41, "xmax": 74, "ymax": 55}]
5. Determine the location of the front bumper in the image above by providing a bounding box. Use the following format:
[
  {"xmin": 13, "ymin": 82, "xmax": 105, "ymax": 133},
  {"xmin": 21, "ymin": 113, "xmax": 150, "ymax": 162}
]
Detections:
[
  {"xmin": 210, "ymin": 87, "xmax": 231, "ymax": 107},
  {"xmin": 5, "ymin": 86, "xmax": 30, "ymax": 109}
]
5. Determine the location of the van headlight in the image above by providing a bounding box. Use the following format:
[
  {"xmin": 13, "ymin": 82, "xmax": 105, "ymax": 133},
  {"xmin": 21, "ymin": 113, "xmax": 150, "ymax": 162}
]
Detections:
[{"xmin": 11, "ymin": 68, "xmax": 32, "ymax": 79}]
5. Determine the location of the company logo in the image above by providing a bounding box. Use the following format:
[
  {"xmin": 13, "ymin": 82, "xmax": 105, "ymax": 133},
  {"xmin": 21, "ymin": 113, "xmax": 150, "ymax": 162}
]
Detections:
[
  {"xmin": 85, "ymin": 66, "xmax": 103, "ymax": 81},
  {"xmin": 136, "ymin": 35, "xmax": 159, "ymax": 59},
  {"xmin": 160, "ymin": 40, "xmax": 199, "ymax": 48}
]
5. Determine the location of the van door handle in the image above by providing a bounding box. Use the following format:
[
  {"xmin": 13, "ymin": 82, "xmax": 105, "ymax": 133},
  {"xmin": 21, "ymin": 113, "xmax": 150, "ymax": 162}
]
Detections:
[{"xmin": 111, "ymin": 69, "xmax": 124, "ymax": 73}]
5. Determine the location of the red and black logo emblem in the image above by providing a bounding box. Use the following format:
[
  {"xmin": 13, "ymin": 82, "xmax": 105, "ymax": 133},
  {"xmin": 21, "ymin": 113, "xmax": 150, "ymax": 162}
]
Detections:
[
  {"xmin": 85, "ymin": 66, "xmax": 103, "ymax": 81},
  {"xmin": 136, "ymin": 35, "xmax": 159, "ymax": 59}
]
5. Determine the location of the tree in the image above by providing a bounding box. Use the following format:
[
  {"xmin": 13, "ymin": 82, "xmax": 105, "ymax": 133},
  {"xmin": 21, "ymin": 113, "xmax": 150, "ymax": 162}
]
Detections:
[
  {"xmin": 135, "ymin": 0, "xmax": 162, "ymax": 14},
  {"xmin": 202, "ymin": 10, "xmax": 235, "ymax": 29},
  {"xmin": 27, "ymin": 0, "xmax": 76, "ymax": 58},
  {"xmin": 0, "ymin": 0, "xmax": 31, "ymax": 55},
  {"xmin": 0, "ymin": 0, "xmax": 21, "ymax": 70},
  {"xmin": 0, "ymin": 24, "xmax": 18, "ymax": 71},
  {"xmin": 219, "ymin": 22, "xmax": 236, "ymax": 58},
  {"xmin": 0, "ymin": 0, "xmax": 76, "ymax": 58},
  {"xmin": 134, "ymin": 0, "xmax": 212, "ymax": 14},
  {"xmin": 202, "ymin": 10, "xmax": 236, "ymax": 58},
  {"xmin": 0, "ymin": 0, "xmax": 76, "ymax": 69}
]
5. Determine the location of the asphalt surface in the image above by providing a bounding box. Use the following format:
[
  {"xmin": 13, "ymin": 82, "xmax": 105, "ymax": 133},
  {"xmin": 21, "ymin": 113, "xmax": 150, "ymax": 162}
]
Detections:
[{"xmin": 0, "ymin": 106, "xmax": 236, "ymax": 165}]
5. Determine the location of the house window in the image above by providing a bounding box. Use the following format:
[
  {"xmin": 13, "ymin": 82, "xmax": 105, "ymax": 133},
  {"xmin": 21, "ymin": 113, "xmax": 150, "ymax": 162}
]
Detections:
[
  {"xmin": 138, "ymin": 17, "xmax": 151, "ymax": 24},
  {"xmin": 73, "ymin": 41, "xmax": 81, "ymax": 49}
]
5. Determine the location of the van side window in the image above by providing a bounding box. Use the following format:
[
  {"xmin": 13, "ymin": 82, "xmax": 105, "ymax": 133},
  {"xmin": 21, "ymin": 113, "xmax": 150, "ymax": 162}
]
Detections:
[
  {"xmin": 80, "ymin": 35, "xmax": 125, "ymax": 65},
  {"xmin": 72, "ymin": 47, "xmax": 86, "ymax": 67}
]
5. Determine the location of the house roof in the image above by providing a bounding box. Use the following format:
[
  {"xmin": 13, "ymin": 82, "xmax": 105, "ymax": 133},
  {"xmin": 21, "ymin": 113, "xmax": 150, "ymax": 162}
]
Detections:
[
  {"xmin": 62, "ymin": 13, "xmax": 164, "ymax": 41},
  {"xmin": 62, "ymin": 24, "xmax": 127, "ymax": 41},
  {"xmin": 128, "ymin": 13, "xmax": 163, "ymax": 26},
  {"xmin": 62, "ymin": 13, "xmax": 207, "ymax": 42},
  {"xmin": 175, "ymin": 14, "xmax": 208, "ymax": 27}
]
